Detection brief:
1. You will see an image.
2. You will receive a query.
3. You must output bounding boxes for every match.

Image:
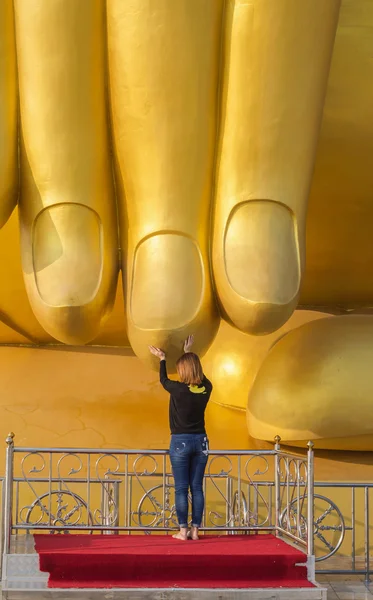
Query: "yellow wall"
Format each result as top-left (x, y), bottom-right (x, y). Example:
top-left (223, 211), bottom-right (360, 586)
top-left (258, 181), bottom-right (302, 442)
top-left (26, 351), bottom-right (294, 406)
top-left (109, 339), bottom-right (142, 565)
top-left (0, 344), bottom-right (250, 457)
top-left (1, 342), bottom-right (373, 484)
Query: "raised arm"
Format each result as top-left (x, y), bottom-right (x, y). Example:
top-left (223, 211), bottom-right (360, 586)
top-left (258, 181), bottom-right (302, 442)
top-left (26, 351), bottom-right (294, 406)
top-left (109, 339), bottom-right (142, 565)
top-left (159, 359), bottom-right (180, 393)
top-left (148, 344), bottom-right (180, 393)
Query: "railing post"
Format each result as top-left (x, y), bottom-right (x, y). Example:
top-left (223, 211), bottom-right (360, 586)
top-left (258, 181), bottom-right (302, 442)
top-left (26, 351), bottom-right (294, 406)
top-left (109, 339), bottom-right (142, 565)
top-left (227, 477), bottom-right (233, 530)
top-left (274, 435), bottom-right (281, 535)
top-left (0, 477), bottom-right (5, 576)
top-left (307, 441), bottom-right (315, 557)
top-left (3, 433), bottom-right (15, 555)
top-left (102, 475), bottom-right (119, 535)
top-left (364, 486), bottom-right (370, 583)
top-left (114, 481), bottom-right (120, 534)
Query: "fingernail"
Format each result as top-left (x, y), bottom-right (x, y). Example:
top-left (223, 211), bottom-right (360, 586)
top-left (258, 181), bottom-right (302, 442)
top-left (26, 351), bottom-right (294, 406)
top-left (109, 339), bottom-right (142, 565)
top-left (224, 200), bottom-right (300, 332)
top-left (130, 233), bottom-right (203, 329)
top-left (33, 203), bottom-right (102, 307)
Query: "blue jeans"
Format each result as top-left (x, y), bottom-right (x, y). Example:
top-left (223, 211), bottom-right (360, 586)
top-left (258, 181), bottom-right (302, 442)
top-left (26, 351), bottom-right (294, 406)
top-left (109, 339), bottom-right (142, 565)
top-left (169, 433), bottom-right (209, 528)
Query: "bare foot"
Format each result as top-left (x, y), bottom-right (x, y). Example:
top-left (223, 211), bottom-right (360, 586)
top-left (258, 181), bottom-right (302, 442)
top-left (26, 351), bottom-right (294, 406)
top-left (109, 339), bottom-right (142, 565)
top-left (173, 528), bottom-right (188, 541)
top-left (190, 526), bottom-right (199, 540)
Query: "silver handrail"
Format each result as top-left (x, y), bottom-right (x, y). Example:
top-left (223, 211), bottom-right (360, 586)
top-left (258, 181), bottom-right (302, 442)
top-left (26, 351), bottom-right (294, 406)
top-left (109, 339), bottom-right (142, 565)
top-left (1, 465), bottom-right (373, 579)
top-left (0, 433), bottom-right (314, 576)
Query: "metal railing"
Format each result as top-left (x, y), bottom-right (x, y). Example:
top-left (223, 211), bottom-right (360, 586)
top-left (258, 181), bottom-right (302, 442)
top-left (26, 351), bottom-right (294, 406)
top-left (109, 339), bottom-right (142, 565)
top-left (313, 483), bottom-right (373, 583)
top-left (0, 433), bottom-right (314, 563)
top-left (3, 435), bottom-right (373, 581)
top-left (224, 479), bottom-right (373, 583)
top-left (0, 475), bottom-right (3, 574)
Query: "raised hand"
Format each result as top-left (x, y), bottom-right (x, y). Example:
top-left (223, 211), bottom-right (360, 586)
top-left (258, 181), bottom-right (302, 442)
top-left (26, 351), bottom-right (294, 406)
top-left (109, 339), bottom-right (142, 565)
top-left (148, 346), bottom-right (166, 361)
top-left (183, 335), bottom-right (194, 354)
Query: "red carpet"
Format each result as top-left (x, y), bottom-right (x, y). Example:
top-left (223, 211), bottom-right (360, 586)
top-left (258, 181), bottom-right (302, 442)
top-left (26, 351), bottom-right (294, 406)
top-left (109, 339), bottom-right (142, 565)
top-left (34, 533), bottom-right (314, 589)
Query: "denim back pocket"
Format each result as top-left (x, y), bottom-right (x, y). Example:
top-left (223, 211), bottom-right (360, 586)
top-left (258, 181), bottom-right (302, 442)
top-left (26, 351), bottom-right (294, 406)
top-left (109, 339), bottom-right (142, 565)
top-left (170, 438), bottom-right (189, 454)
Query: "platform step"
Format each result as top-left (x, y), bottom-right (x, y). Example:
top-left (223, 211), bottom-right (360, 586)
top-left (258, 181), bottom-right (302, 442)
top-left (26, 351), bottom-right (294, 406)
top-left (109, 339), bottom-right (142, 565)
top-left (35, 534), bottom-right (312, 589)
top-left (2, 534), bottom-right (326, 598)
top-left (0, 586), bottom-right (328, 599)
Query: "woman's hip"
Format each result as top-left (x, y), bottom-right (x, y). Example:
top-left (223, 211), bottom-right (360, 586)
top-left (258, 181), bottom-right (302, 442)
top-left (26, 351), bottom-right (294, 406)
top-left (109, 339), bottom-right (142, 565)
top-left (170, 433), bottom-right (209, 456)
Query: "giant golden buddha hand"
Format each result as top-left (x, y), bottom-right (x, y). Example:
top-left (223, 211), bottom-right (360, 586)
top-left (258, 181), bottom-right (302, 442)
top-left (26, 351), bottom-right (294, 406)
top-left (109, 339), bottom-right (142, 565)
top-left (0, 0), bottom-right (341, 367)
top-left (1, 0), bottom-right (373, 451)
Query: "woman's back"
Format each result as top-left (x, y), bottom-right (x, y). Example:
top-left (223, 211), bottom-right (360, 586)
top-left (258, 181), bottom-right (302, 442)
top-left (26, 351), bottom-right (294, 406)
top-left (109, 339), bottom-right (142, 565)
top-left (160, 359), bottom-right (212, 434)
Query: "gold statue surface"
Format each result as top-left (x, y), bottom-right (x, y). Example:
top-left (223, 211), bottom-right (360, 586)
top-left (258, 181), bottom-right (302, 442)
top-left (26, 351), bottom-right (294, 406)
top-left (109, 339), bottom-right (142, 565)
top-left (1, 0), bottom-right (372, 450)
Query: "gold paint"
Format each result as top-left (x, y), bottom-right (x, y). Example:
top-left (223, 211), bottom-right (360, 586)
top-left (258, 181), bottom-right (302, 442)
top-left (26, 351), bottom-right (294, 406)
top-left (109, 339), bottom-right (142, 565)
top-left (14, 0), bottom-right (118, 344)
top-left (301, 0), bottom-right (373, 305)
top-left (33, 204), bottom-right (102, 307)
top-left (203, 311), bottom-right (327, 411)
top-left (107, 0), bottom-right (221, 368)
top-left (0, 0), bottom-right (17, 227)
top-left (0, 343), bottom-right (373, 482)
top-left (0, 209), bottom-right (126, 346)
top-left (248, 315), bottom-right (373, 450)
top-left (0, 209), bottom-right (53, 343)
top-left (224, 201), bottom-right (299, 310)
top-left (0, 320), bottom-right (29, 345)
top-left (0, 0), bottom-right (373, 455)
top-left (213, 0), bottom-right (341, 333)
top-left (91, 273), bottom-right (129, 347)
top-left (131, 234), bottom-right (203, 331)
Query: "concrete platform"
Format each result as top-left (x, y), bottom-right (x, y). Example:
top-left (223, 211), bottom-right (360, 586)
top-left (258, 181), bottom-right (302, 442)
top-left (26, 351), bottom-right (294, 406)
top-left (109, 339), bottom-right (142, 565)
top-left (1, 588), bottom-right (327, 600)
top-left (1, 535), bottom-right (327, 599)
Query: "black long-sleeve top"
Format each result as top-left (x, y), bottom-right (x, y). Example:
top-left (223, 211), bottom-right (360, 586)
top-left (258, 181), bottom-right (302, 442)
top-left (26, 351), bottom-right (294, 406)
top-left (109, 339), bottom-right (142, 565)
top-left (160, 359), bottom-right (212, 435)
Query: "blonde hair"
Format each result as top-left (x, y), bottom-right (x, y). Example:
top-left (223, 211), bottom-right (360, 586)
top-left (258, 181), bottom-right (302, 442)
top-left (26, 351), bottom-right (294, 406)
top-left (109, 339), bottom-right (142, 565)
top-left (176, 352), bottom-right (203, 385)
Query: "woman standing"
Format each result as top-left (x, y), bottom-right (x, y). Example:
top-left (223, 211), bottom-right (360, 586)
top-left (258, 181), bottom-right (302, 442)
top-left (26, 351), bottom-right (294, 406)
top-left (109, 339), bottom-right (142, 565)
top-left (149, 335), bottom-right (212, 540)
